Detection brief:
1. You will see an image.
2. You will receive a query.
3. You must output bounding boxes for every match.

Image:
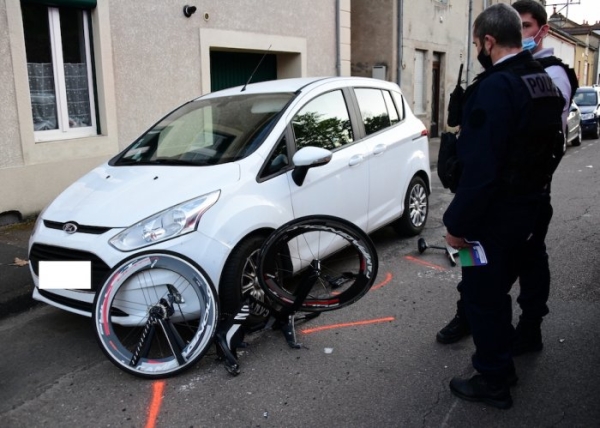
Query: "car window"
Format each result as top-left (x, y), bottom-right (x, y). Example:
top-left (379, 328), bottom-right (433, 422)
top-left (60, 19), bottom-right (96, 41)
top-left (291, 90), bottom-right (354, 151)
top-left (114, 93), bottom-right (294, 166)
top-left (382, 90), bottom-right (400, 125)
top-left (354, 88), bottom-right (392, 135)
top-left (262, 135), bottom-right (290, 178)
top-left (390, 91), bottom-right (406, 121)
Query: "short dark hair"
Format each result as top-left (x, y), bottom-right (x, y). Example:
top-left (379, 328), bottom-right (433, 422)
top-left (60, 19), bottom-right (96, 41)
top-left (512, 0), bottom-right (548, 26)
top-left (473, 3), bottom-right (522, 49)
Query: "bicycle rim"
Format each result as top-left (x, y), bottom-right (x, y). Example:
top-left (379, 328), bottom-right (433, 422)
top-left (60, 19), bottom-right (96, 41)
top-left (258, 216), bottom-right (378, 312)
top-left (93, 252), bottom-right (219, 378)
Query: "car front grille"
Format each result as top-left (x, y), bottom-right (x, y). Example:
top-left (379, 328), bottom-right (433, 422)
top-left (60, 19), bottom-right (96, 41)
top-left (43, 220), bottom-right (111, 235)
top-left (29, 243), bottom-right (111, 292)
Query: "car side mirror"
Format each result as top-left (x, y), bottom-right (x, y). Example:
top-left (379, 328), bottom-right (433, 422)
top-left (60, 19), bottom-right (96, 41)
top-left (291, 146), bottom-right (332, 186)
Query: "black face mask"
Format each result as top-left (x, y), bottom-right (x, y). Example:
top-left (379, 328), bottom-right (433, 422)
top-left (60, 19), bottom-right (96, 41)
top-left (477, 48), bottom-right (493, 70)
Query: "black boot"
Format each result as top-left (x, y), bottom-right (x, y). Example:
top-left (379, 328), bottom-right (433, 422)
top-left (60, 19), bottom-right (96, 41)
top-left (437, 311), bottom-right (470, 344)
top-left (450, 375), bottom-right (513, 409)
top-left (513, 317), bottom-right (543, 356)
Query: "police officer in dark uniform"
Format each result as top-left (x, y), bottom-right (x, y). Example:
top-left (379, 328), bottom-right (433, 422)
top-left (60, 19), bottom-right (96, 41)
top-left (443, 4), bottom-right (564, 409)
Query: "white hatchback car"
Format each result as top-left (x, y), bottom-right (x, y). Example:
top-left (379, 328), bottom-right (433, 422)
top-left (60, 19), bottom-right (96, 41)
top-left (29, 76), bottom-right (431, 322)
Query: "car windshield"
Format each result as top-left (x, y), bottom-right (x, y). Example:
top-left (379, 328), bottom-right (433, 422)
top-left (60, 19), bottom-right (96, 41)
top-left (574, 91), bottom-right (598, 107)
top-left (114, 92), bottom-right (294, 166)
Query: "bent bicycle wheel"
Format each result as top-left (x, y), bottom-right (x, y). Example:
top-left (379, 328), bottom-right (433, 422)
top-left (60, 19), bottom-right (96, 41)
top-left (257, 215), bottom-right (378, 312)
top-left (93, 252), bottom-right (219, 378)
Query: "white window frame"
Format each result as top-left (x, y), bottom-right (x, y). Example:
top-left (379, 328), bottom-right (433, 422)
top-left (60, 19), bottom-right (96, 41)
top-left (32, 7), bottom-right (97, 142)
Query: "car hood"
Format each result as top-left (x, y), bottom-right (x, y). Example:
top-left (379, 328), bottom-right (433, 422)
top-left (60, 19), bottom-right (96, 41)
top-left (578, 106), bottom-right (597, 114)
top-left (44, 163), bottom-right (240, 227)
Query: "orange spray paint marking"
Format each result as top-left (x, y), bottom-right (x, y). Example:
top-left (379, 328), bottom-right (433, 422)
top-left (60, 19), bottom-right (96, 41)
top-left (371, 272), bottom-right (393, 291)
top-left (145, 380), bottom-right (166, 428)
top-left (300, 316), bottom-right (395, 334)
top-left (404, 255), bottom-right (447, 271)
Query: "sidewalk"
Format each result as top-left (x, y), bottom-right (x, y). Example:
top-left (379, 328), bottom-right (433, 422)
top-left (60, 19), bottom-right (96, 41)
top-left (0, 137), bottom-right (441, 319)
top-left (0, 218), bottom-right (38, 319)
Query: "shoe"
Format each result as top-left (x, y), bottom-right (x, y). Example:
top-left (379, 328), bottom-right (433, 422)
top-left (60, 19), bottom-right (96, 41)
top-left (450, 375), bottom-right (513, 409)
top-left (513, 318), bottom-right (543, 356)
top-left (436, 314), bottom-right (470, 344)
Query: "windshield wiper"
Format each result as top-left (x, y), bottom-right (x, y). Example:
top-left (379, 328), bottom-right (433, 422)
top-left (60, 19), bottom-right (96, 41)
top-left (116, 158), bottom-right (200, 166)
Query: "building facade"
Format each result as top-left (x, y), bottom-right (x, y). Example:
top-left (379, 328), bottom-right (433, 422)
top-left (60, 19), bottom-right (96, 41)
top-left (1, 0), bottom-right (350, 219)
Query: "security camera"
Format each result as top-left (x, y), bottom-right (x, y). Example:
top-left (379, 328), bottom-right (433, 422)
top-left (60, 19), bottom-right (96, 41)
top-left (183, 5), bottom-right (197, 17)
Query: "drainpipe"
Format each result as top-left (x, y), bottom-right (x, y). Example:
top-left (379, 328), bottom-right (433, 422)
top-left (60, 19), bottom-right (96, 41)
top-left (336, 0), bottom-right (341, 76)
top-left (466, 0), bottom-right (473, 84)
top-left (397, 0), bottom-right (403, 85)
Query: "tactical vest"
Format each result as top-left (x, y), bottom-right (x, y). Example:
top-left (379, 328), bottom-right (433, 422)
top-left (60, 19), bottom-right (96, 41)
top-left (497, 57), bottom-right (565, 195)
top-left (536, 56), bottom-right (578, 104)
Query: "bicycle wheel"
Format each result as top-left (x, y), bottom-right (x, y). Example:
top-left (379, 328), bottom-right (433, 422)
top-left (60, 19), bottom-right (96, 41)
top-left (93, 252), bottom-right (219, 378)
top-left (257, 215), bottom-right (378, 312)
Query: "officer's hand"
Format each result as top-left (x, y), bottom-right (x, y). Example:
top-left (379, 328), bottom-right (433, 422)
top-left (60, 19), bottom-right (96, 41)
top-left (445, 231), bottom-right (468, 250)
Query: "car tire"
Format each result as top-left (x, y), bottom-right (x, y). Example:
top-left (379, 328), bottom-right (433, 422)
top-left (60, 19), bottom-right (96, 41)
top-left (593, 120), bottom-right (600, 139)
top-left (571, 123), bottom-right (582, 146)
top-left (219, 233), bottom-right (272, 328)
top-left (393, 175), bottom-right (429, 237)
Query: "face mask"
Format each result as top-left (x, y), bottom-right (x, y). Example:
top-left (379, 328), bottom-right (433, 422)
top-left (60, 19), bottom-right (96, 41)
top-left (522, 28), bottom-right (543, 51)
top-left (477, 48), bottom-right (493, 70)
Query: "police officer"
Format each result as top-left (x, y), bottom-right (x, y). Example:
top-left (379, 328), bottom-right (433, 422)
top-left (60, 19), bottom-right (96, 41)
top-left (510, 0), bottom-right (573, 356)
top-left (437, 0), bottom-right (573, 356)
top-left (443, 4), bottom-right (564, 409)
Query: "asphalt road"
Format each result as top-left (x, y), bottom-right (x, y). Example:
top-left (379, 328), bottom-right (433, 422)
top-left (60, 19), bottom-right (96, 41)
top-left (0, 137), bottom-right (599, 427)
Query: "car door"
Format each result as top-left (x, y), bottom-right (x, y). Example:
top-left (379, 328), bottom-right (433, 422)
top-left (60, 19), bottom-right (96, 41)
top-left (353, 88), bottom-right (418, 231)
top-left (286, 89), bottom-right (370, 231)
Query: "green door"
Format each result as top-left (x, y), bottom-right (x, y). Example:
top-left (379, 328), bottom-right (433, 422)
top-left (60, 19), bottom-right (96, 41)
top-left (210, 51), bottom-right (277, 92)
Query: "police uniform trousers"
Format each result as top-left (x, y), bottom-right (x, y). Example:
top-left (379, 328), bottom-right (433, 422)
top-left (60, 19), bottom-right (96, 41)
top-left (462, 195), bottom-right (543, 380)
top-left (517, 192), bottom-right (552, 321)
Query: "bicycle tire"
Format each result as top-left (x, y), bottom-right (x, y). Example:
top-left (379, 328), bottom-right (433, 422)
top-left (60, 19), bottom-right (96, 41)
top-left (257, 215), bottom-right (378, 312)
top-left (93, 251), bottom-right (219, 378)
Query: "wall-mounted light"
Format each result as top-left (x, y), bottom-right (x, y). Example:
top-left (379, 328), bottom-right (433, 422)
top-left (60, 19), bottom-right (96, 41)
top-left (183, 5), bottom-right (197, 18)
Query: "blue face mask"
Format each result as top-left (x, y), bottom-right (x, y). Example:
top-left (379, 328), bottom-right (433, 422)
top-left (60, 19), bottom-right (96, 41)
top-left (522, 36), bottom-right (537, 51)
top-left (522, 28), bottom-right (543, 51)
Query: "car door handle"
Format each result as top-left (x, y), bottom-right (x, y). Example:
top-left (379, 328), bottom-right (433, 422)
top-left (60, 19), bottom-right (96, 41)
top-left (372, 144), bottom-right (386, 156)
top-left (348, 154), bottom-right (365, 167)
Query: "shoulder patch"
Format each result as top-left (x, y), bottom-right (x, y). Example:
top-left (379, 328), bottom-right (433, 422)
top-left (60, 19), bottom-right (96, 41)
top-left (468, 108), bottom-right (486, 129)
top-left (521, 73), bottom-right (561, 99)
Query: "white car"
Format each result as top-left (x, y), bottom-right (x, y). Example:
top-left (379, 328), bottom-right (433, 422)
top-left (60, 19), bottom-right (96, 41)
top-left (29, 76), bottom-right (431, 322)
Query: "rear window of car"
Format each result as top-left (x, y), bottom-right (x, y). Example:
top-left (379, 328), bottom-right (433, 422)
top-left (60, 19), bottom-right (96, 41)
top-left (354, 88), bottom-right (401, 136)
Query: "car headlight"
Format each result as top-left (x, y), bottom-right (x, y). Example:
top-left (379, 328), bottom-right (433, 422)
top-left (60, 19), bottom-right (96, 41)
top-left (581, 113), bottom-right (596, 120)
top-left (109, 191), bottom-right (220, 251)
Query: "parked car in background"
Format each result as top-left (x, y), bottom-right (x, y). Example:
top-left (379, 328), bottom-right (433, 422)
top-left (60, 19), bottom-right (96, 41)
top-left (28, 76), bottom-right (431, 324)
top-left (573, 86), bottom-right (600, 139)
top-left (565, 101), bottom-right (582, 147)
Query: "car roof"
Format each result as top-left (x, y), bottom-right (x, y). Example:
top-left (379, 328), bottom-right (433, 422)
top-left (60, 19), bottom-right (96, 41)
top-left (197, 76), bottom-right (400, 99)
